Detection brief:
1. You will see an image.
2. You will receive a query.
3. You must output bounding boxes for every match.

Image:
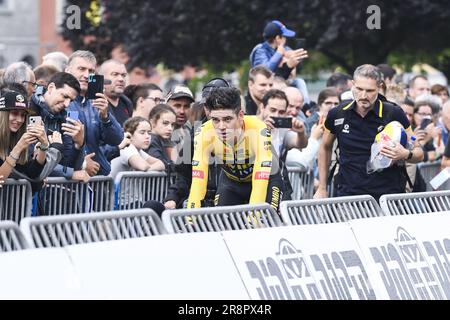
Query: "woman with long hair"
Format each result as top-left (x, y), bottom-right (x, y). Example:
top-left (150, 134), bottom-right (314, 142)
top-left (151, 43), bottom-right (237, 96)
top-left (0, 89), bottom-right (50, 184)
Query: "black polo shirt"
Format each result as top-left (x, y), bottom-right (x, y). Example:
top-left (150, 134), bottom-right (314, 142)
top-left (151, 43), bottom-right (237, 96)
top-left (325, 98), bottom-right (411, 200)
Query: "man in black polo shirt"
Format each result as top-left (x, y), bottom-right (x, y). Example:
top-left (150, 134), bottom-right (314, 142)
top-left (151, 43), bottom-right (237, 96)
top-left (315, 64), bottom-right (424, 201)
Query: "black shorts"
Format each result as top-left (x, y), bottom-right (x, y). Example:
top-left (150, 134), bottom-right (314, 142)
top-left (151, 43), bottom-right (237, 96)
top-left (214, 171), bottom-right (284, 211)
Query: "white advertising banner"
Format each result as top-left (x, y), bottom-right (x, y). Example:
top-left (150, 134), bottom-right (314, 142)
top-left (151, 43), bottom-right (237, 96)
top-left (222, 224), bottom-right (378, 300)
top-left (0, 248), bottom-right (80, 299)
top-left (65, 232), bottom-right (249, 299)
top-left (350, 212), bottom-right (450, 300)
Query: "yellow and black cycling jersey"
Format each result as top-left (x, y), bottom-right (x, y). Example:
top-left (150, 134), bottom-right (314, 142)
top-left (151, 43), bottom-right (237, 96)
top-left (187, 116), bottom-right (273, 208)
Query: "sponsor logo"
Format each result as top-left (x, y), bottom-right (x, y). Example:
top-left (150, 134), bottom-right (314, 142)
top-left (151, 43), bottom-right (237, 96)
top-left (334, 118), bottom-right (344, 126)
top-left (261, 161), bottom-right (272, 168)
top-left (255, 171), bottom-right (270, 180)
top-left (264, 141), bottom-right (271, 146)
top-left (16, 95), bottom-right (25, 103)
top-left (260, 128), bottom-right (271, 137)
top-left (342, 124), bottom-right (350, 134)
top-left (192, 170), bottom-right (204, 179)
top-left (191, 160), bottom-right (199, 166)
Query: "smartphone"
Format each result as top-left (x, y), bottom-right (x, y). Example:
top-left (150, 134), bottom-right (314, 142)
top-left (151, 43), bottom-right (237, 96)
top-left (66, 110), bottom-right (79, 122)
top-left (420, 117), bottom-right (432, 130)
top-left (28, 116), bottom-right (42, 126)
top-left (271, 117), bottom-right (292, 129)
top-left (295, 38), bottom-right (307, 50)
top-left (86, 74), bottom-right (104, 99)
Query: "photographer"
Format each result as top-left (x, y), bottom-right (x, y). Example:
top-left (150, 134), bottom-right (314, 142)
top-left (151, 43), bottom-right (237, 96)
top-left (258, 89), bottom-right (307, 200)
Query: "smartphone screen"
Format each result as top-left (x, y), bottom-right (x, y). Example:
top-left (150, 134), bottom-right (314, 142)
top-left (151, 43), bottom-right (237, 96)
top-left (67, 111), bottom-right (79, 122)
top-left (86, 74), bottom-right (104, 99)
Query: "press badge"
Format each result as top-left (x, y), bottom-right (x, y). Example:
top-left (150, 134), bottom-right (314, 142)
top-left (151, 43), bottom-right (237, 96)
top-left (334, 118), bottom-right (345, 126)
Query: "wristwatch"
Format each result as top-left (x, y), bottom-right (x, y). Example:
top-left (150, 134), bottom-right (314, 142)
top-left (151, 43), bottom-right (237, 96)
top-left (38, 143), bottom-right (49, 151)
top-left (406, 150), bottom-right (413, 160)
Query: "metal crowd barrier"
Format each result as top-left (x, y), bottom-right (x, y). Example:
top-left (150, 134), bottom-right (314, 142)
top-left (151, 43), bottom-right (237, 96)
top-left (162, 203), bottom-right (284, 233)
top-left (36, 176), bottom-right (114, 215)
top-left (115, 171), bottom-right (174, 210)
top-left (20, 209), bottom-right (166, 248)
top-left (0, 221), bottom-right (30, 252)
top-left (379, 190), bottom-right (450, 215)
top-left (279, 195), bottom-right (385, 225)
top-left (1, 179), bottom-right (32, 223)
top-left (287, 167), bottom-right (315, 200)
top-left (417, 161), bottom-right (441, 191)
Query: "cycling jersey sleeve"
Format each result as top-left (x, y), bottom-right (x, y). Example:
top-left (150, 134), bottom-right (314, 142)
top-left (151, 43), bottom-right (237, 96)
top-left (249, 125), bottom-right (273, 205)
top-left (187, 122), bottom-right (212, 208)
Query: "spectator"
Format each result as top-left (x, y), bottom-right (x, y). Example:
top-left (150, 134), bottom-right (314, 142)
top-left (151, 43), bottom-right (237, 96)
top-left (250, 20), bottom-right (309, 99)
top-left (29, 72), bottom-right (89, 182)
top-left (99, 59), bottom-right (132, 126)
top-left (272, 76), bottom-right (288, 90)
top-left (431, 84), bottom-right (449, 105)
top-left (377, 63), bottom-right (396, 86)
top-left (326, 72), bottom-right (353, 98)
top-left (124, 83), bottom-right (164, 119)
top-left (165, 84), bottom-right (195, 164)
top-left (400, 96), bottom-right (415, 125)
top-left (408, 75), bottom-right (431, 101)
top-left (42, 51), bottom-right (69, 72)
top-left (259, 89), bottom-right (307, 200)
top-left (110, 116), bottom-right (165, 182)
top-left (3, 62), bottom-right (36, 100)
top-left (438, 100), bottom-right (450, 146)
top-left (315, 64), bottom-right (423, 201)
top-left (147, 104), bottom-right (177, 170)
top-left (33, 65), bottom-right (59, 86)
top-left (245, 66), bottom-right (274, 115)
top-left (385, 84), bottom-right (407, 105)
top-left (413, 95), bottom-right (444, 162)
top-left (65, 50), bottom-right (124, 176)
top-left (0, 88), bottom-right (62, 191)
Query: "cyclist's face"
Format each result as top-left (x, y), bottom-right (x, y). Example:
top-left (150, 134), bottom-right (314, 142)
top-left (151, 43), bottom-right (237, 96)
top-left (210, 109), bottom-right (243, 142)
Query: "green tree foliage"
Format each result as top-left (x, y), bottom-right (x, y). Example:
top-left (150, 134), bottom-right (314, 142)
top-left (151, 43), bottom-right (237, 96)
top-left (61, 0), bottom-right (450, 77)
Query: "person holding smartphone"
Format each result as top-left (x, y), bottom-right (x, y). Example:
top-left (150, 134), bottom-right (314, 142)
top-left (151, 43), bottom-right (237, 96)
top-left (258, 89), bottom-right (307, 200)
top-left (29, 72), bottom-right (90, 182)
top-left (65, 50), bottom-right (124, 177)
top-left (412, 98), bottom-right (443, 163)
top-left (0, 89), bottom-right (49, 185)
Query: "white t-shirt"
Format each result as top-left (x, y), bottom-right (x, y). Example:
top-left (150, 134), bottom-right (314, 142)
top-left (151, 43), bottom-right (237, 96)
top-left (110, 144), bottom-right (151, 183)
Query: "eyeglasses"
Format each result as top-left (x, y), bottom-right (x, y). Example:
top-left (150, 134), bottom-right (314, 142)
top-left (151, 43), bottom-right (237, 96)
top-left (22, 81), bottom-right (38, 90)
top-left (146, 97), bottom-right (164, 104)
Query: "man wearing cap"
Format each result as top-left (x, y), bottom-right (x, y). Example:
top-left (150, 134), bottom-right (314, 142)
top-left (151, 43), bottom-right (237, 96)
top-left (0, 86), bottom-right (64, 191)
top-left (250, 20), bottom-right (308, 81)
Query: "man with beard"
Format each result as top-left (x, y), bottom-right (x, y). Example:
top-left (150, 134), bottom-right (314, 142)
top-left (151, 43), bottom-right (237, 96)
top-left (314, 64), bottom-right (424, 201)
top-left (99, 59), bottom-right (132, 126)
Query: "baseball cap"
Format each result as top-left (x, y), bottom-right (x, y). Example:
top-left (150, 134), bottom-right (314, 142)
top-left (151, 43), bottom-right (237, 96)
top-left (200, 78), bottom-right (231, 104)
top-left (263, 20), bottom-right (296, 39)
top-left (0, 91), bottom-right (29, 113)
top-left (166, 85), bottom-right (194, 103)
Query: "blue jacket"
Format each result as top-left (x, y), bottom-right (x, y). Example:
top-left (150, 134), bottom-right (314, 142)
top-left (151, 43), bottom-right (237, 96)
top-left (68, 96), bottom-right (124, 176)
top-left (30, 93), bottom-right (84, 179)
top-left (249, 41), bottom-right (283, 71)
